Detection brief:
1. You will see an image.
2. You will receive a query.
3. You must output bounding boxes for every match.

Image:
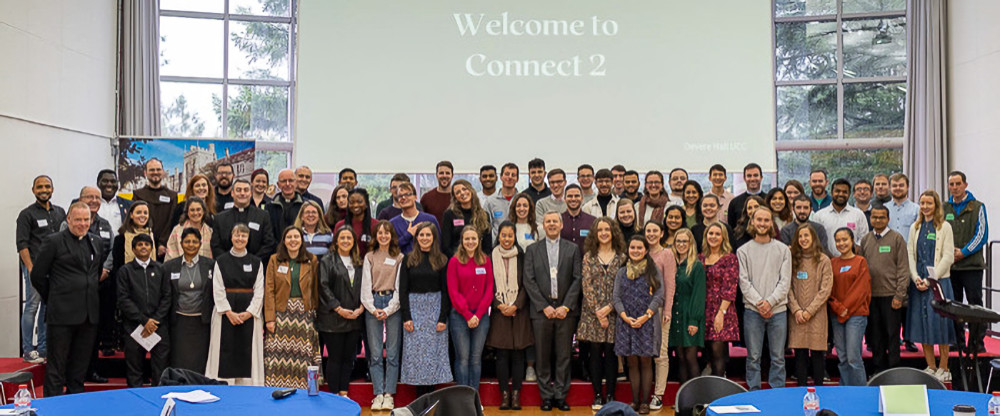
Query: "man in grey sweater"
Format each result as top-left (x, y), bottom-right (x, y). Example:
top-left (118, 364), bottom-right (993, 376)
top-left (737, 206), bottom-right (792, 391)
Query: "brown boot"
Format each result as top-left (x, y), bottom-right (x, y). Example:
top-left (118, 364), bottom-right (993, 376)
top-left (499, 390), bottom-right (511, 410)
top-left (511, 390), bottom-right (522, 410)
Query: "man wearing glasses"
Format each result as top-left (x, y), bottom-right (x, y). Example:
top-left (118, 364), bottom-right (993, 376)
top-left (389, 182), bottom-right (440, 254)
top-left (577, 164), bottom-right (596, 204)
top-left (582, 169), bottom-right (620, 219)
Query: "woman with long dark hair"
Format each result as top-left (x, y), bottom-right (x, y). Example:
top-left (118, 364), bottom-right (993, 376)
top-left (766, 188), bottom-right (793, 230)
top-left (829, 227), bottom-right (871, 386)
top-left (316, 226), bottom-right (365, 396)
top-left (614, 235), bottom-right (665, 414)
top-left (324, 185), bottom-right (350, 228)
top-left (787, 224), bottom-right (832, 386)
top-left (733, 195), bottom-right (765, 251)
top-left (335, 188), bottom-right (378, 257)
top-left (681, 180), bottom-right (704, 228)
top-left (644, 220), bottom-right (677, 411)
top-left (166, 196), bottom-right (213, 261)
top-left (360, 221), bottom-right (405, 410)
top-left (508, 193), bottom-right (539, 248)
top-left (486, 221), bottom-right (533, 410)
top-left (165, 227), bottom-right (215, 374)
top-left (441, 179), bottom-right (492, 256)
top-left (447, 226), bottom-right (494, 389)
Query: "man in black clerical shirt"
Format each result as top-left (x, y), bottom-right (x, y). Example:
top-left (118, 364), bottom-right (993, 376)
top-left (212, 179), bottom-right (275, 260)
top-left (117, 233), bottom-right (171, 387)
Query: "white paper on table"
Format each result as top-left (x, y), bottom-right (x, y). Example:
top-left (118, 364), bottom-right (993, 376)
top-left (160, 397), bottom-right (176, 416)
top-left (161, 389), bottom-right (220, 403)
top-left (708, 404), bottom-right (761, 414)
top-left (130, 325), bottom-right (161, 351)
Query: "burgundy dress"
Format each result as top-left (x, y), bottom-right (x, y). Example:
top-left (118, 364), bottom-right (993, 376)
top-left (700, 253), bottom-right (739, 341)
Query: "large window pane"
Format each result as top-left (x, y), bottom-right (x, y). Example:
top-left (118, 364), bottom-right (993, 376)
top-left (776, 84), bottom-right (837, 141)
top-left (775, 0), bottom-right (837, 18)
top-left (160, 82), bottom-right (223, 138)
top-left (843, 17), bottom-right (906, 78)
top-left (778, 148), bottom-right (903, 185)
top-left (255, 150), bottom-right (290, 183)
top-left (161, 0), bottom-right (224, 13)
top-left (226, 85), bottom-right (289, 141)
top-left (775, 21), bottom-right (838, 81)
top-left (160, 17), bottom-right (224, 78)
top-left (843, 0), bottom-right (906, 14)
top-left (228, 21), bottom-right (290, 80)
top-left (230, 0), bottom-right (291, 17)
top-left (844, 82), bottom-right (906, 139)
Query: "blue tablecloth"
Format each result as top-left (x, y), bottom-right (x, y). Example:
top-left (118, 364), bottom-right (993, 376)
top-left (708, 386), bottom-right (990, 415)
top-left (0, 385), bottom-right (361, 416)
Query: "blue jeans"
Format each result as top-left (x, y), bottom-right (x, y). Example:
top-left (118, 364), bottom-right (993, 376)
top-left (365, 293), bottom-right (403, 395)
top-left (744, 309), bottom-right (786, 390)
top-left (449, 309), bottom-right (490, 389)
top-left (21, 263), bottom-right (46, 356)
top-left (831, 315), bottom-right (868, 386)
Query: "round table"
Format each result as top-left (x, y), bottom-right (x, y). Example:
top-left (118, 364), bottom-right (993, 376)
top-left (708, 386), bottom-right (991, 415)
top-left (0, 385), bottom-right (361, 416)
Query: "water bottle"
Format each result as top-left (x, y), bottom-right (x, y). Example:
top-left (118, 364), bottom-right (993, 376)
top-left (988, 391), bottom-right (1000, 414)
top-left (13, 384), bottom-right (31, 415)
top-left (803, 387), bottom-right (820, 416)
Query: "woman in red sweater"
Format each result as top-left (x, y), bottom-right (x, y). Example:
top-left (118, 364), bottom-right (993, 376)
top-left (829, 227), bottom-right (871, 386)
top-left (447, 226), bottom-right (494, 389)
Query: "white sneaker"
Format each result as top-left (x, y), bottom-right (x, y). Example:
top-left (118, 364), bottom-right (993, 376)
top-left (371, 394), bottom-right (384, 410)
top-left (525, 366), bottom-right (537, 382)
top-left (649, 395), bottom-right (663, 410)
top-left (923, 366), bottom-right (937, 375)
top-left (382, 394), bottom-right (394, 410)
top-left (935, 368), bottom-right (952, 382)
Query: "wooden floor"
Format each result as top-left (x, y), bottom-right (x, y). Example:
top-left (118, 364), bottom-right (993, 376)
top-left (359, 405), bottom-right (676, 415)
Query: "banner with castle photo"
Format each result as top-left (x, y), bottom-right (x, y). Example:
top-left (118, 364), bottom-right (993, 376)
top-left (117, 138), bottom-right (256, 195)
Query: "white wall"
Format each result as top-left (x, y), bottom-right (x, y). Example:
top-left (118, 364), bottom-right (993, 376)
top-left (0, 0), bottom-right (117, 356)
top-left (946, 0), bottom-right (1000, 322)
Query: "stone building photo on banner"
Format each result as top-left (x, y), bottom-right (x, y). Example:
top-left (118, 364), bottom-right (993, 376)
top-left (117, 138), bottom-right (256, 195)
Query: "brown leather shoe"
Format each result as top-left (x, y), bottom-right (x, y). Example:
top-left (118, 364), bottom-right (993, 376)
top-left (639, 403), bottom-right (651, 414)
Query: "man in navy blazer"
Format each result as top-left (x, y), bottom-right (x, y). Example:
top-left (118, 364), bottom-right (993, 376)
top-left (522, 210), bottom-right (582, 412)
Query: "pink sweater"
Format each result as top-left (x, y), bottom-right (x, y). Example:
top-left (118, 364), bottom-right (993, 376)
top-left (447, 256), bottom-right (495, 320)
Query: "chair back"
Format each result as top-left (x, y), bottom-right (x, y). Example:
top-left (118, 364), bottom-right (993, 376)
top-left (866, 367), bottom-right (947, 390)
top-left (674, 375), bottom-right (748, 416)
top-left (393, 385), bottom-right (482, 416)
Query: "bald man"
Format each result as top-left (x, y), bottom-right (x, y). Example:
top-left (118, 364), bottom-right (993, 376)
top-left (295, 165), bottom-right (324, 209)
top-left (265, 169), bottom-right (304, 242)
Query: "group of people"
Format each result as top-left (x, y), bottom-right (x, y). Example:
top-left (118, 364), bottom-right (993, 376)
top-left (19, 158), bottom-right (988, 414)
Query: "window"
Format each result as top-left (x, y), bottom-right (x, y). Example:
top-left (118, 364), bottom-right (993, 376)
top-left (773, 0), bottom-right (906, 185)
top-left (159, 0), bottom-right (295, 176)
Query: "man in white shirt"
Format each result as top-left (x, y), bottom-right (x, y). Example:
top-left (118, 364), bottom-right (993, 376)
top-left (812, 178), bottom-right (870, 254)
top-left (582, 169), bottom-right (619, 219)
top-left (535, 169), bottom-right (568, 224)
top-left (484, 163), bottom-right (520, 237)
top-left (477, 165), bottom-right (498, 204)
top-left (96, 169), bottom-right (130, 236)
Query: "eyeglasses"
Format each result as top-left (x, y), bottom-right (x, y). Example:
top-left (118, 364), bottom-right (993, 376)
top-left (397, 193), bottom-right (414, 198)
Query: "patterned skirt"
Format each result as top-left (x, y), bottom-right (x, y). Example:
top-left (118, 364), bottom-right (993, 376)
top-left (264, 298), bottom-right (322, 388)
top-left (401, 292), bottom-right (453, 386)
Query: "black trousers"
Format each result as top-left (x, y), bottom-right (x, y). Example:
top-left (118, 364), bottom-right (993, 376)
top-left (45, 322), bottom-right (98, 397)
top-left (868, 296), bottom-right (902, 373)
top-left (588, 342), bottom-right (617, 398)
top-left (123, 324), bottom-right (171, 387)
top-left (532, 317), bottom-right (577, 401)
top-left (951, 269), bottom-right (986, 348)
top-left (496, 348), bottom-right (526, 392)
top-left (322, 330), bottom-right (360, 393)
top-left (793, 348), bottom-right (825, 386)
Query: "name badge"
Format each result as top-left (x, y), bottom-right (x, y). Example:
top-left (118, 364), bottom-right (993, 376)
top-left (493, 211), bottom-right (503, 219)
top-left (839, 265), bottom-right (852, 273)
top-left (879, 245), bottom-right (891, 253)
top-left (277, 265), bottom-right (289, 274)
top-left (224, 202), bottom-right (234, 209)
top-left (36, 219), bottom-right (48, 227)
top-left (475, 267), bottom-right (487, 275)
top-left (158, 195), bottom-right (171, 203)
top-left (927, 233), bottom-right (936, 241)
top-left (847, 222), bottom-right (856, 230)
top-left (100, 231), bottom-right (111, 239)
top-left (453, 219), bottom-right (465, 227)
top-left (580, 229), bottom-right (589, 237)
top-left (550, 267), bottom-right (558, 279)
top-left (796, 271), bottom-right (808, 280)
top-left (384, 258), bottom-right (397, 266)
top-left (243, 264), bottom-right (253, 272)
top-left (945, 213), bottom-right (955, 221)
top-left (248, 222), bottom-right (260, 231)
top-left (360, 234), bottom-right (371, 243)
top-left (171, 273), bottom-right (180, 280)
top-left (525, 233), bottom-right (534, 240)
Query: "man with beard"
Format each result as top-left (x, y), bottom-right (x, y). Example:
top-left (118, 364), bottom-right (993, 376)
top-left (611, 165), bottom-right (626, 196)
top-left (577, 164), bottom-right (596, 203)
top-left (525, 158), bottom-right (551, 202)
top-left (213, 179), bottom-right (276, 260)
top-left (419, 161), bottom-right (454, 223)
top-left (295, 165), bottom-right (324, 208)
top-left (478, 164), bottom-right (498, 203)
top-left (812, 178), bottom-right (869, 254)
top-left (535, 169), bottom-right (569, 224)
top-left (808, 169), bottom-right (831, 211)
top-left (871, 174), bottom-right (892, 209)
top-left (560, 185), bottom-right (595, 250)
top-left (727, 163), bottom-right (765, 226)
top-left (737, 207), bottom-right (791, 391)
top-left (16, 175), bottom-right (66, 364)
top-left (886, 173), bottom-right (918, 240)
top-left (96, 169), bottom-right (131, 237)
top-left (620, 170), bottom-right (643, 203)
top-left (582, 169), bottom-right (620, 219)
top-left (132, 159), bottom-right (178, 260)
top-left (945, 171), bottom-right (990, 354)
top-left (265, 169), bottom-right (304, 242)
top-left (668, 168), bottom-right (688, 200)
top-left (214, 163), bottom-right (236, 212)
top-left (483, 163), bottom-right (520, 236)
top-left (779, 195), bottom-right (830, 255)
top-left (339, 167), bottom-right (358, 190)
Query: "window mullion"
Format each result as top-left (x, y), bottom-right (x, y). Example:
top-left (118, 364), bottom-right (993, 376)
top-left (222, 0), bottom-right (230, 138)
top-left (836, 0), bottom-right (845, 141)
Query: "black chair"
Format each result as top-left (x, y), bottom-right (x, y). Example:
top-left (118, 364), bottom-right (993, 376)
top-left (674, 375), bottom-right (748, 416)
top-left (159, 367), bottom-right (229, 386)
top-left (866, 367), bottom-right (947, 390)
top-left (390, 385), bottom-right (482, 416)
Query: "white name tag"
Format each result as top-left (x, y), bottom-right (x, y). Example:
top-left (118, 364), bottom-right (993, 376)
top-left (550, 267), bottom-right (558, 279)
top-left (243, 264), bottom-right (253, 272)
top-left (248, 222), bottom-right (260, 231)
top-left (170, 273), bottom-right (180, 280)
top-left (36, 219), bottom-right (48, 227)
top-left (100, 231), bottom-right (111, 239)
top-left (277, 265), bottom-right (289, 273)
top-left (224, 202), bottom-right (234, 209)
top-left (158, 195), bottom-right (171, 203)
top-left (384, 258), bottom-right (397, 266)
top-left (360, 234), bottom-right (371, 243)
top-left (475, 267), bottom-right (487, 275)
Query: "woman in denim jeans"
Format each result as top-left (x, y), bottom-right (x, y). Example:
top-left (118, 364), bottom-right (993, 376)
top-left (828, 227), bottom-right (871, 386)
top-left (446, 226), bottom-right (494, 389)
top-left (360, 221), bottom-right (404, 411)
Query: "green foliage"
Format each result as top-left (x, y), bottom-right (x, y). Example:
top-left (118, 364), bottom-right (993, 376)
top-left (117, 138), bottom-right (153, 187)
top-left (161, 95), bottom-right (205, 137)
top-left (778, 149), bottom-right (903, 186)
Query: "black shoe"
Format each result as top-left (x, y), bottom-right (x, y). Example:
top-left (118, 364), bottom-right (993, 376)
top-left (975, 343), bottom-right (987, 354)
top-left (592, 393), bottom-right (605, 410)
top-left (100, 349), bottom-right (115, 357)
top-left (905, 341), bottom-right (918, 352)
top-left (511, 390), bottom-right (522, 410)
top-left (499, 390), bottom-right (511, 410)
top-left (541, 399), bottom-right (553, 411)
top-left (86, 372), bottom-right (108, 383)
top-left (557, 400), bottom-right (571, 411)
